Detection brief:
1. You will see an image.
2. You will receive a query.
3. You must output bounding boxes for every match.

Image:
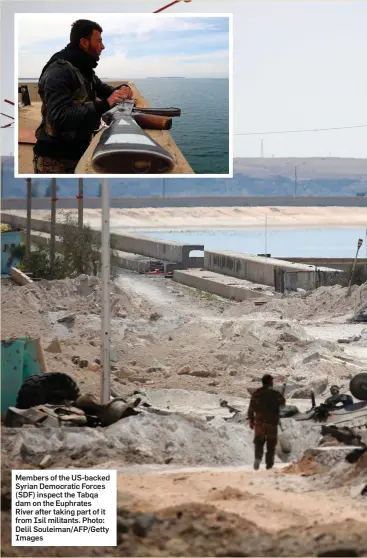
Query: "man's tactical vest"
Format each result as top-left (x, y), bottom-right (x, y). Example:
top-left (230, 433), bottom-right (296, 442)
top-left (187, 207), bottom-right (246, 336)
top-left (38, 59), bottom-right (97, 141)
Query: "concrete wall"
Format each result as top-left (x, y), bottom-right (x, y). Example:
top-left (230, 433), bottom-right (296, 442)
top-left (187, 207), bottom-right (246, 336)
top-left (204, 250), bottom-right (342, 290)
top-left (4, 196), bottom-right (367, 210)
top-left (0, 212), bottom-right (203, 268)
top-left (280, 257), bottom-right (367, 272)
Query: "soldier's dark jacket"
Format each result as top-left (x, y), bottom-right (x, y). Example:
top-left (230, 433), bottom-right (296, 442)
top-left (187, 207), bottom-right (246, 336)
top-left (33, 43), bottom-right (128, 161)
top-left (247, 386), bottom-right (285, 426)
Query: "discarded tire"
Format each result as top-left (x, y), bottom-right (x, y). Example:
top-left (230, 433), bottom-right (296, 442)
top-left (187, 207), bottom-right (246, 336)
top-left (16, 373), bottom-right (80, 409)
top-left (350, 373), bottom-right (367, 401)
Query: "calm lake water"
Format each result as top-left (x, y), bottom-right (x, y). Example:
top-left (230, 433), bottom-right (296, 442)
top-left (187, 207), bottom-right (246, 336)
top-left (131, 227), bottom-right (367, 258)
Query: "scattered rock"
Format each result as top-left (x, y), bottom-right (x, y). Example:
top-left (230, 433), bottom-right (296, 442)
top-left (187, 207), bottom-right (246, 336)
top-left (39, 454), bottom-right (53, 469)
top-left (110, 346), bottom-right (118, 363)
top-left (290, 377), bottom-right (328, 398)
top-left (45, 339), bottom-right (62, 354)
top-left (190, 370), bottom-right (217, 378)
top-left (147, 366), bottom-right (163, 373)
top-left (71, 355), bottom-right (80, 365)
top-left (132, 514), bottom-right (159, 537)
top-left (229, 370), bottom-right (237, 377)
top-left (94, 358), bottom-right (101, 365)
top-left (279, 332), bottom-right (300, 342)
top-left (118, 367), bottom-right (130, 379)
top-left (57, 314), bottom-right (75, 324)
top-left (177, 365), bottom-right (191, 375)
top-left (79, 360), bottom-right (89, 369)
top-left (89, 340), bottom-right (96, 346)
top-left (88, 363), bottom-right (100, 372)
top-left (302, 352), bottom-right (321, 365)
top-left (149, 312), bottom-right (162, 321)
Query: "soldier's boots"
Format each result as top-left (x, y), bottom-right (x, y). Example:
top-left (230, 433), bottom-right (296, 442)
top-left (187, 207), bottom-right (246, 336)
top-left (254, 458), bottom-right (261, 470)
top-left (266, 453), bottom-right (275, 470)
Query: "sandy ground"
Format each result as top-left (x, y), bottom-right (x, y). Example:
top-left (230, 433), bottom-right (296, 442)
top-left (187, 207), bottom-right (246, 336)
top-left (114, 467), bottom-right (367, 532)
top-left (7, 206), bottom-right (367, 230)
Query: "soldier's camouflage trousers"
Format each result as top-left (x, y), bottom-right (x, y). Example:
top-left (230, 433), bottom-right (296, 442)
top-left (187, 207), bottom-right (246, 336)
top-left (33, 155), bottom-right (78, 174)
top-left (254, 422), bottom-right (278, 469)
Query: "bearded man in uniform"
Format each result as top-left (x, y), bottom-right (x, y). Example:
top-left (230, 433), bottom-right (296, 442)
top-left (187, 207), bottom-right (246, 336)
top-left (33, 19), bottom-right (133, 174)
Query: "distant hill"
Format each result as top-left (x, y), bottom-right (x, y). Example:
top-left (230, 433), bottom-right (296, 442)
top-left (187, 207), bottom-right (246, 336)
top-left (2, 156), bottom-right (367, 198)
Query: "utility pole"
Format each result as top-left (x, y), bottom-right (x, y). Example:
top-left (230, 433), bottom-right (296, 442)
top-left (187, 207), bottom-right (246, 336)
top-left (100, 178), bottom-right (111, 404)
top-left (50, 178), bottom-right (57, 274)
top-left (25, 178), bottom-right (32, 261)
top-left (77, 178), bottom-right (83, 233)
top-left (347, 238), bottom-right (363, 297)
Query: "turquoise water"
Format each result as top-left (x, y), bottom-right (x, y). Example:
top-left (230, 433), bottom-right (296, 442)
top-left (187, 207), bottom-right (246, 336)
top-left (133, 228), bottom-right (367, 258)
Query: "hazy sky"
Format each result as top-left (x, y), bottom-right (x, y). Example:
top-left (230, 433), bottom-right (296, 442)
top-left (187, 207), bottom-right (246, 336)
top-left (1, 0), bottom-right (367, 159)
top-left (16, 14), bottom-right (229, 79)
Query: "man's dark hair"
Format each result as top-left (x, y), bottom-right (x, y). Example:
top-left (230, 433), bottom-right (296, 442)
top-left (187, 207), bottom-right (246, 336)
top-left (70, 19), bottom-right (103, 45)
top-left (262, 374), bottom-right (273, 386)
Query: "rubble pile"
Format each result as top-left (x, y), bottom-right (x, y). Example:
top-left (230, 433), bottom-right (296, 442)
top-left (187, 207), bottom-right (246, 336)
top-left (283, 423), bottom-right (367, 497)
top-left (229, 282), bottom-right (367, 321)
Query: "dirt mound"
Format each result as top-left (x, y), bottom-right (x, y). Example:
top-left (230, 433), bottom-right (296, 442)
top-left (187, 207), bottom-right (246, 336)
top-left (207, 486), bottom-right (252, 501)
top-left (229, 283), bottom-right (367, 321)
top-left (323, 450), bottom-right (367, 491)
top-left (282, 455), bottom-right (325, 476)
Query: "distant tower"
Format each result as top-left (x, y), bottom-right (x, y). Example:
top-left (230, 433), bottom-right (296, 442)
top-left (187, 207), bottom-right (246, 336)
top-left (261, 139), bottom-right (264, 158)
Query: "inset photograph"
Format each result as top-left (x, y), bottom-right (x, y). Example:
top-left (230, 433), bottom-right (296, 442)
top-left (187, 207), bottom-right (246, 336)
top-left (15, 13), bottom-right (232, 177)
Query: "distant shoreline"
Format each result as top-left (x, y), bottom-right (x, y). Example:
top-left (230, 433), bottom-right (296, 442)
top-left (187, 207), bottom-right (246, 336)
top-left (18, 77), bottom-right (228, 81)
top-left (10, 207), bottom-right (367, 231)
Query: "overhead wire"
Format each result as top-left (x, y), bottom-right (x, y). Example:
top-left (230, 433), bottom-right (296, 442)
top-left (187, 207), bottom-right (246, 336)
top-left (235, 124), bottom-right (367, 136)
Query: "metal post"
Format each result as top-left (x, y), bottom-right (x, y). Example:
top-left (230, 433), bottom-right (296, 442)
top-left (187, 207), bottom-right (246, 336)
top-left (25, 178), bottom-right (32, 261)
top-left (100, 178), bottom-right (111, 404)
top-left (78, 178), bottom-right (83, 233)
top-left (347, 238), bottom-right (363, 297)
top-left (50, 178), bottom-right (57, 273)
top-left (265, 213), bottom-right (268, 257)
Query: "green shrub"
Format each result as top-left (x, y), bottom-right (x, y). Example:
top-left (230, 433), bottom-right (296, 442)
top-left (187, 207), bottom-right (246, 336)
top-left (25, 212), bottom-right (120, 280)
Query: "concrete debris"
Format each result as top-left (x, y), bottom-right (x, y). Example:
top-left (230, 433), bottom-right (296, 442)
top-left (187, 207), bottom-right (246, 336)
top-left (177, 365), bottom-right (191, 375)
top-left (301, 351), bottom-right (321, 365)
top-left (321, 425), bottom-right (365, 447)
top-left (149, 312), bottom-right (162, 321)
top-left (39, 454), bottom-right (53, 468)
top-left (289, 377), bottom-right (328, 399)
top-left (57, 314), bottom-right (76, 324)
top-left (45, 338), bottom-right (62, 353)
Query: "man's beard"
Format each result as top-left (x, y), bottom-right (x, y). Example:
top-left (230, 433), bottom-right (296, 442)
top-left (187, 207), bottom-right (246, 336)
top-left (87, 46), bottom-right (100, 62)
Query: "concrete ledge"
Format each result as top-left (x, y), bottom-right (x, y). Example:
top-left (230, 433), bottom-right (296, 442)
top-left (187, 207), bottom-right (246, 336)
top-left (11, 267), bottom-right (33, 285)
top-left (29, 231), bottom-right (177, 274)
top-left (280, 257), bottom-right (367, 273)
top-left (1, 212), bottom-right (203, 268)
top-left (173, 269), bottom-right (271, 302)
top-left (204, 250), bottom-right (342, 290)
